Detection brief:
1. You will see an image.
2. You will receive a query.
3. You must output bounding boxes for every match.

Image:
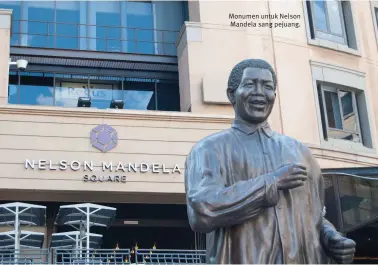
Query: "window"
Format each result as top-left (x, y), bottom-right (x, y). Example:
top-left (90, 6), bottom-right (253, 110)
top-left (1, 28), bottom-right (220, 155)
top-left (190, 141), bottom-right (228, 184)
top-left (8, 71), bottom-right (180, 112)
top-left (311, 62), bottom-right (374, 152)
top-left (0, 0), bottom-right (187, 56)
top-left (317, 84), bottom-right (361, 143)
top-left (305, 0), bottom-right (358, 51)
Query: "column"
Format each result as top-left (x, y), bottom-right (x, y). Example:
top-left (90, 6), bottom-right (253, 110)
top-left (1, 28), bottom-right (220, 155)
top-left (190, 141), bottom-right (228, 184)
top-left (120, 1), bottom-right (127, 52)
top-left (0, 9), bottom-right (12, 105)
top-left (79, 1), bottom-right (87, 50)
top-left (20, 1), bottom-right (28, 46)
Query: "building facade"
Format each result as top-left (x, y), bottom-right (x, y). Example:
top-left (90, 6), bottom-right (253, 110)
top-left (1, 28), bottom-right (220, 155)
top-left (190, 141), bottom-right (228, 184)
top-left (0, 0), bottom-right (378, 262)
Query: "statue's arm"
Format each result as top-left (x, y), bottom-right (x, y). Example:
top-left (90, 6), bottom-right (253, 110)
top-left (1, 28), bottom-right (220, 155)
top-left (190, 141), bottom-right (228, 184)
top-left (184, 145), bottom-right (279, 233)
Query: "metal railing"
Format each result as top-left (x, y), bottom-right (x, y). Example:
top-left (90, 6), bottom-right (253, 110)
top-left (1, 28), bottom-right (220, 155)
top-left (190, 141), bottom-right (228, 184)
top-left (135, 249), bottom-right (206, 264)
top-left (11, 19), bottom-right (180, 56)
top-left (0, 249), bottom-right (50, 264)
top-left (53, 249), bottom-right (131, 264)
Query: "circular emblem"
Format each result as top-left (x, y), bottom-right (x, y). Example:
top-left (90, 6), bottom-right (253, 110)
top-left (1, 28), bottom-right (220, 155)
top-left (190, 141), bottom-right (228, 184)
top-left (90, 124), bottom-right (118, 152)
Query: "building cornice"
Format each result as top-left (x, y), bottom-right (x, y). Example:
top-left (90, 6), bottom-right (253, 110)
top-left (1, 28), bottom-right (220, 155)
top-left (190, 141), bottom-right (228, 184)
top-left (0, 105), bottom-right (234, 124)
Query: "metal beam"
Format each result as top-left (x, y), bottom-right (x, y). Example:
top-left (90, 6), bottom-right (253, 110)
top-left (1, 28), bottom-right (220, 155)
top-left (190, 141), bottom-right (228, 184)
top-left (25, 65), bottom-right (178, 81)
top-left (10, 47), bottom-right (178, 64)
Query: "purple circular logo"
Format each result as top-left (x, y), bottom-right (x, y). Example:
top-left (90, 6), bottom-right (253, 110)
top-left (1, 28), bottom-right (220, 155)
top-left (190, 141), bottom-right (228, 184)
top-left (90, 124), bottom-right (118, 152)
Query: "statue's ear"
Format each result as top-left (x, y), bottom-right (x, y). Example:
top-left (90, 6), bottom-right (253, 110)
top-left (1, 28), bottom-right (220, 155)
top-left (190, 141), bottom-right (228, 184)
top-left (227, 88), bottom-right (235, 105)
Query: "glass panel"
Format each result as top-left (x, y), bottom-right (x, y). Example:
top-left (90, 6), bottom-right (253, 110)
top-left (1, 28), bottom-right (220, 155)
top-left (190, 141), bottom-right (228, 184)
top-left (18, 72), bottom-right (54, 106)
top-left (55, 73), bottom-right (89, 108)
top-left (88, 1), bottom-right (121, 52)
top-left (56, 1), bottom-right (80, 49)
top-left (337, 175), bottom-right (378, 232)
top-left (127, 2), bottom-right (153, 54)
top-left (157, 80), bottom-right (180, 111)
top-left (324, 175), bottom-right (340, 230)
top-left (0, 1), bottom-right (21, 45)
top-left (326, 0), bottom-right (343, 35)
top-left (88, 75), bottom-right (123, 109)
top-left (313, 0), bottom-right (328, 32)
top-left (23, 1), bottom-right (54, 48)
top-left (324, 90), bottom-right (342, 129)
top-left (8, 72), bottom-right (19, 104)
top-left (340, 91), bottom-right (358, 132)
top-left (328, 130), bottom-right (360, 143)
top-left (124, 78), bottom-right (155, 110)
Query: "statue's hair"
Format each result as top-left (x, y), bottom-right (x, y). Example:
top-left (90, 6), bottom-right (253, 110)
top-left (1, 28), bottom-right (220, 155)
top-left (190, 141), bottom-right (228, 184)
top-left (227, 59), bottom-right (277, 92)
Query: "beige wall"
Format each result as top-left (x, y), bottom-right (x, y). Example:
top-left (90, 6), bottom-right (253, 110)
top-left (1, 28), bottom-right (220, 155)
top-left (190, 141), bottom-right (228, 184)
top-left (177, 0), bottom-right (378, 166)
top-left (0, 9), bottom-right (11, 105)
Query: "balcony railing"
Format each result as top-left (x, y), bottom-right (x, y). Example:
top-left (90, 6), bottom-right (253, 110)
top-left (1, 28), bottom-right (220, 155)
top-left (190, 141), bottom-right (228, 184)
top-left (135, 249), bottom-right (206, 264)
top-left (0, 248), bottom-right (206, 264)
top-left (53, 249), bottom-right (131, 264)
top-left (0, 249), bottom-right (50, 264)
top-left (11, 19), bottom-right (179, 56)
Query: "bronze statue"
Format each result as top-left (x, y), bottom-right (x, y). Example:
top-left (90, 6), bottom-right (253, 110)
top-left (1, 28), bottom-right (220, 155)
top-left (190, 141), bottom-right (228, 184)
top-left (184, 59), bottom-right (356, 264)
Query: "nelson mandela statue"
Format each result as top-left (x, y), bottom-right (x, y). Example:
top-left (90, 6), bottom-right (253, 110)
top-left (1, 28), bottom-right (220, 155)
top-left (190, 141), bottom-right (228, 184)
top-left (184, 59), bottom-right (356, 264)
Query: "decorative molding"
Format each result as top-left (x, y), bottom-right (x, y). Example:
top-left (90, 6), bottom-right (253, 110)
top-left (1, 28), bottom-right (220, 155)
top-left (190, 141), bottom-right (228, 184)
top-left (310, 60), bottom-right (365, 77)
top-left (0, 105), bottom-right (234, 124)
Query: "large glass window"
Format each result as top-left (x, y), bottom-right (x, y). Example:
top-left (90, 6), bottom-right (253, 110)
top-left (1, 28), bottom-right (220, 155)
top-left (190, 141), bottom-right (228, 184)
top-left (55, 1), bottom-right (80, 50)
top-left (124, 78), bottom-right (156, 110)
top-left (310, 0), bottom-right (346, 44)
top-left (8, 71), bottom-right (180, 112)
top-left (0, 0), bottom-right (188, 55)
top-left (318, 84), bottom-right (361, 143)
top-left (306, 0), bottom-right (357, 50)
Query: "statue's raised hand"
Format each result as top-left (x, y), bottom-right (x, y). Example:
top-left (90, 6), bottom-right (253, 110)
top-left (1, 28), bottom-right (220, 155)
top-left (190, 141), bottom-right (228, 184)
top-left (274, 163), bottom-right (307, 190)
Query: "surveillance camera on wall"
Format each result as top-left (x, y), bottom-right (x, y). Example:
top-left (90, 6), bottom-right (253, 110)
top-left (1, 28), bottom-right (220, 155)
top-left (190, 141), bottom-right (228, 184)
top-left (9, 58), bottom-right (29, 71)
top-left (16, 59), bottom-right (28, 71)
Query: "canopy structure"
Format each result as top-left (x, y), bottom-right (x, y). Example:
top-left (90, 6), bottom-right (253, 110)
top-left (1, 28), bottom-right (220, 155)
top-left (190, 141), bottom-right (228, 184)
top-left (55, 203), bottom-right (116, 261)
top-left (0, 230), bottom-right (44, 249)
top-left (50, 231), bottom-right (102, 249)
top-left (0, 202), bottom-right (46, 227)
top-left (0, 202), bottom-right (46, 250)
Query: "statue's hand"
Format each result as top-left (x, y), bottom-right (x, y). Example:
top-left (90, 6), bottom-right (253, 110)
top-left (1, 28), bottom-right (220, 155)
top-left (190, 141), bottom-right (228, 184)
top-left (327, 233), bottom-right (356, 264)
top-left (274, 163), bottom-right (307, 190)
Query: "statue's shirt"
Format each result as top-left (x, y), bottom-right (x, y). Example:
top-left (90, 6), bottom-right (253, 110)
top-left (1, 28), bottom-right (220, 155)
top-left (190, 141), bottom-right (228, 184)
top-left (185, 120), bottom-right (332, 264)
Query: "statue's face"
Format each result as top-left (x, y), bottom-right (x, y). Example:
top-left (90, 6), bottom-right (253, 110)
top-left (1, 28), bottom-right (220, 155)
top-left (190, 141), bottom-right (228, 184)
top-left (232, 67), bottom-right (275, 124)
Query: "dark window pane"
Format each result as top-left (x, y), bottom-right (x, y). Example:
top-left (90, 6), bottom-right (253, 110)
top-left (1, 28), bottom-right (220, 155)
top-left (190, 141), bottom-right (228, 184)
top-left (340, 90), bottom-right (358, 133)
top-left (8, 72), bottom-right (19, 104)
top-left (124, 79), bottom-right (155, 110)
top-left (157, 80), bottom-right (180, 111)
top-left (324, 90), bottom-right (342, 129)
top-left (18, 72), bottom-right (54, 106)
top-left (313, 0), bottom-right (327, 32)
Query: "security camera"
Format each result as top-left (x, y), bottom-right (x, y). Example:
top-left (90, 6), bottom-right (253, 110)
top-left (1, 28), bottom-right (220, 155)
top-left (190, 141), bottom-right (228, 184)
top-left (16, 59), bottom-right (28, 71)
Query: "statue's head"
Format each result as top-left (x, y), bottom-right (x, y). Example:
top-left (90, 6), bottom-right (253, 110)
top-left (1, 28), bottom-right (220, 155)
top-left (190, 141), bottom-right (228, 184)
top-left (227, 59), bottom-right (277, 124)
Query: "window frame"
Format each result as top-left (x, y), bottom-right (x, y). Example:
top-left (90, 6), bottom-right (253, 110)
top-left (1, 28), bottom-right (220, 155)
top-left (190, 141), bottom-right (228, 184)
top-left (310, 61), bottom-right (374, 154)
top-left (303, 0), bottom-right (360, 56)
top-left (318, 84), bottom-right (362, 143)
top-left (310, 0), bottom-right (348, 45)
top-left (370, 1), bottom-right (378, 48)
